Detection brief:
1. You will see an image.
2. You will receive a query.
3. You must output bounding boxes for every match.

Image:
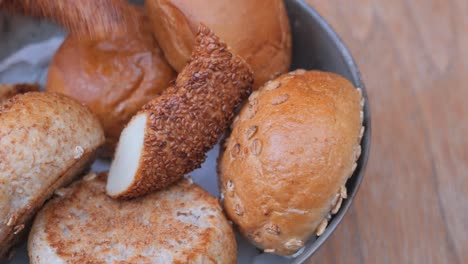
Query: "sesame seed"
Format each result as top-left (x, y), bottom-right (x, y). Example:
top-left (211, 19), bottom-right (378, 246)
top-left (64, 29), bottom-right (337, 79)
top-left (271, 94), bottom-right (289, 105)
top-left (13, 224), bottom-right (24, 235)
top-left (316, 219), bottom-right (328, 236)
top-left (245, 125), bottom-right (258, 139)
top-left (285, 239), bottom-right (304, 250)
top-left (251, 139), bottom-right (263, 156)
top-left (234, 203), bottom-right (244, 216)
top-left (340, 185), bottom-right (348, 199)
top-left (331, 197), bottom-right (343, 214)
top-left (74, 146), bottom-right (84, 159)
top-left (83, 173), bottom-right (97, 182)
top-left (265, 80), bottom-right (281, 91)
top-left (265, 223), bottom-right (281, 235)
top-left (289, 69), bottom-right (307, 75)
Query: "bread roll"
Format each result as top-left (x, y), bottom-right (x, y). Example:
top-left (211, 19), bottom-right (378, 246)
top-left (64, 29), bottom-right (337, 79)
top-left (146, 0), bottom-right (291, 88)
top-left (29, 174), bottom-right (237, 264)
top-left (0, 92), bottom-right (104, 261)
top-left (218, 70), bottom-right (364, 255)
top-left (47, 7), bottom-right (176, 157)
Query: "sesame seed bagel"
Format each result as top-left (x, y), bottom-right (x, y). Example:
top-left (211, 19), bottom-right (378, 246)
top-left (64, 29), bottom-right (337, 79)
top-left (28, 173), bottom-right (237, 264)
top-left (218, 70), bottom-right (364, 256)
top-left (107, 25), bottom-right (253, 199)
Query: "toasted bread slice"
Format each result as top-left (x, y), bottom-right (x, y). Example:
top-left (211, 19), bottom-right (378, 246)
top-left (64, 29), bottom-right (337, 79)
top-left (29, 173), bottom-right (237, 264)
top-left (0, 92), bottom-right (104, 261)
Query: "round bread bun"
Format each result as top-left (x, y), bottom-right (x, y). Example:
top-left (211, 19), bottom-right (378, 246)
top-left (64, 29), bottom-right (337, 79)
top-left (0, 92), bottom-right (104, 261)
top-left (46, 6), bottom-right (176, 158)
top-left (28, 173), bottom-right (237, 264)
top-left (145, 0), bottom-right (291, 88)
top-left (218, 70), bottom-right (364, 256)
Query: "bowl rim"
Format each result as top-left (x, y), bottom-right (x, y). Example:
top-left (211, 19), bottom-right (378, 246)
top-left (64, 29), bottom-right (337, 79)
top-left (289, 0), bottom-right (372, 263)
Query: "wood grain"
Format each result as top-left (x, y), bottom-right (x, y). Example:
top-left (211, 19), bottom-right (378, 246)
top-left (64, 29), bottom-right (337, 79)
top-left (305, 0), bottom-right (468, 263)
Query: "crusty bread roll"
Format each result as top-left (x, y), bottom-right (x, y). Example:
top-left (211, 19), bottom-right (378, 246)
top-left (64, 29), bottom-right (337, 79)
top-left (0, 83), bottom-right (39, 107)
top-left (146, 0), bottom-right (291, 88)
top-left (46, 7), bottom-right (176, 158)
top-left (0, 92), bottom-right (104, 261)
top-left (218, 70), bottom-right (364, 255)
top-left (29, 173), bottom-right (237, 264)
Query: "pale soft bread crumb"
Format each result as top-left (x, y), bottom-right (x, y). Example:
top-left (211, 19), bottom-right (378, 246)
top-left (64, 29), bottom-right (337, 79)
top-left (107, 113), bottom-right (147, 197)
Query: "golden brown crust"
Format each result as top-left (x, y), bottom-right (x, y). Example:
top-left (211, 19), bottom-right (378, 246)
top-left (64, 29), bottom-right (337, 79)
top-left (0, 0), bottom-right (137, 39)
top-left (29, 174), bottom-right (237, 264)
top-left (0, 92), bottom-right (104, 260)
top-left (114, 25), bottom-right (254, 199)
top-left (219, 70), bottom-right (363, 255)
top-left (0, 83), bottom-right (40, 107)
top-left (46, 7), bottom-right (176, 158)
top-left (146, 0), bottom-right (195, 71)
top-left (146, 0), bottom-right (292, 88)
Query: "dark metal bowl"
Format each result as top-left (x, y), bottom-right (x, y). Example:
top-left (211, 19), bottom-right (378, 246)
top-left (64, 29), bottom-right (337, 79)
top-left (285, 0), bottom-right (371, 262)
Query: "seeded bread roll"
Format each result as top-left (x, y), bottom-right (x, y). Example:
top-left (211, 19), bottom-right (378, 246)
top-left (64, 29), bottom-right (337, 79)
top-left (146, 0), bottom-right (291, 88)
top-left (0, 92), bottom-right (104, 261)
top-left (46, 7), bottom-right (176, 157)
top-left (219, 70), bottom-right (364, 256)
top-left (29, 173), bottom-right (237, 264)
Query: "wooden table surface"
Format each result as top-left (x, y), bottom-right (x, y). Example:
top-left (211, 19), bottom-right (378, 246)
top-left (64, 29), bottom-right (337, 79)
top-left (304, 0), bottom-right (467, 263)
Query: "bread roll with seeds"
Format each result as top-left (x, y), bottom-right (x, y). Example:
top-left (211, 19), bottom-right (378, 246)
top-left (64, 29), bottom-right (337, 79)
top-left (29, 173), bottom-right (237, 264)
top-left (0, 83), bottom-right (40, 106)
top-left (0, 92), bottom-right (104, 261)
top-left (47, 6), bottom-right (176, 157)
top-left (219, 70), bottom-right (364, 256)
top-left (107, 25), bottom-right (253, 199)
top-left (146, 0), bottom-right (291, 88)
